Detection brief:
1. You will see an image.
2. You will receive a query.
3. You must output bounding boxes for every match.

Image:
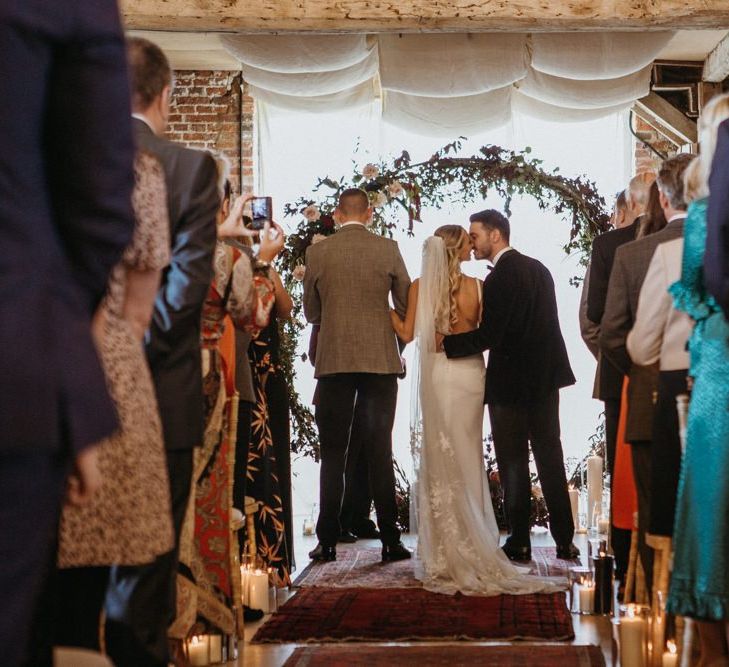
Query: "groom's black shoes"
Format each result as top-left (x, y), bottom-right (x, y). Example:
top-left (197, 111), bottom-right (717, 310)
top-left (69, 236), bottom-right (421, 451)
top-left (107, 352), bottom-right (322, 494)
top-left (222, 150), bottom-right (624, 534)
top-left (309, 543), bottom-right (337, 562)
top-left (382, 541), bottom-right (412, 562)
top-left (556, 542), bottom-right (580, 560)
top-left (501, 542), bottom-right (532, 562)
top-left (338, 531), bottom-right (358, 543)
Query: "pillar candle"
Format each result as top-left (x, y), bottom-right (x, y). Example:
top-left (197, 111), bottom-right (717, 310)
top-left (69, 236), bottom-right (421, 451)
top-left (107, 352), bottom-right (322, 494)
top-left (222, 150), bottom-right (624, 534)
top-left (208, 635), bottom-right (222, 663)
top-left (188, 636), bottom-right (209, 666)
top-left (587, 455), bottom-right (603, 528)
top-left (661, 640), bottom-right (678, 667)
top-left (248, 569), bottom-right (270, 613)
top-left (240, 565), bottom-right (250, 605)
top-left (619, 608), bottom-right (647, 667)
top-left (569, 487), bottom-right (579, 530)
top-left (578, 583), bottom-right (595, 613)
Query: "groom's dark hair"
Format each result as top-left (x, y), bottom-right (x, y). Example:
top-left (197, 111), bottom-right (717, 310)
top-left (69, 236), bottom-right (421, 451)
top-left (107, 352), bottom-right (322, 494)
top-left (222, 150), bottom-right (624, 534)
top-left (470, 209), bottom-right (510, 242)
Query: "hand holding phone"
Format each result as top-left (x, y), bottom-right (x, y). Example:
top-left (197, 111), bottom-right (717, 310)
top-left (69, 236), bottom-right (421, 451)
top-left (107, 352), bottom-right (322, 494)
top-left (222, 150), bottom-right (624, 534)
top-left (250, 196), bottom-right (273, 231)
top-left (258, 221), bottom-right (286, 263)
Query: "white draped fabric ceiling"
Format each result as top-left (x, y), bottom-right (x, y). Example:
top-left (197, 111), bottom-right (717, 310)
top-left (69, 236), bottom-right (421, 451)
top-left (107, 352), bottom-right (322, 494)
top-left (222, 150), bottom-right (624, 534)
top-left (221, 32), bottom-right (673, 134)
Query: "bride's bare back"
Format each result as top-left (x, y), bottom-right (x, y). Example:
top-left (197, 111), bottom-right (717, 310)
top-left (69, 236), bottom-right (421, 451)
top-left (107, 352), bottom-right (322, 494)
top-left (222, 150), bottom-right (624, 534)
top-left (390, 275), bottom-right (482, 343)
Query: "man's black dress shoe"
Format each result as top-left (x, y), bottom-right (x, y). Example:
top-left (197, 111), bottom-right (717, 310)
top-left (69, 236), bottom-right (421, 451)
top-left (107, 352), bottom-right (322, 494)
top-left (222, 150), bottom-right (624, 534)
top-left (309, 543), bottom-right (336, 561)
top-left (243, 606), bottom-right (265, 622)
top-left (555, 542), bottom-right (580, 560)
top-left (352, 525), bottom-right (381, 540)
top-left (501, 543), bottom-right (532, 562)
top-left (382, 541), bottom-right (412, 562)
top-left (338, 531), bottom-right (358, 543)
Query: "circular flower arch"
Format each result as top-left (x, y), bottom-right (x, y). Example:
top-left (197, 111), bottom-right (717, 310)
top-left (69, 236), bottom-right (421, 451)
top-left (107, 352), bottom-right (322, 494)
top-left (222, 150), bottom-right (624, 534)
top-left (277, 139), bottom-right (611, 460)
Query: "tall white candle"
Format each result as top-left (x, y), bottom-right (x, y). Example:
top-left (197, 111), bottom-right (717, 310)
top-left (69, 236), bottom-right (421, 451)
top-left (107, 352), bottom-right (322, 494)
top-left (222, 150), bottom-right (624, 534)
top-left (587, 456), bottom-right (603, 528)
top-left (248, 569), bottom-right (270, 613)
top-left (240, 565), bottom-right (250, 605)
top-left (188, 636), bottom-right (209, 666)
top-left (619, 612), bottom-right (647, 667)
top-left (578, 583), bottom-right (595, 613)
top-left (662, 640), bottom-right (678, 667)
top-left (569, 487), bottom-right (579, 529)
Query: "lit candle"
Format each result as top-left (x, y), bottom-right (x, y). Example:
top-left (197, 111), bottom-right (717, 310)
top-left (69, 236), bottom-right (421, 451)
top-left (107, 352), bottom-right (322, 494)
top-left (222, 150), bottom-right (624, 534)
top-left (248, 569), bottom-right (270, 613)
top-left (661, 640), bottom-right (678, 667)
top-left (302, 517), bottom-right (314, 536)
top-left (619, 606), bottom-right (647, 667)
top-left (578, 581), bottom-right (595, 613)
top-left (240, 565), bottom-right (250, 605)
top-left (587, 455), bottom-right (603, 528)
top-left (569, 487), bottom-right (579, 530)
top-left (188, 635), bottom-right (209, 666)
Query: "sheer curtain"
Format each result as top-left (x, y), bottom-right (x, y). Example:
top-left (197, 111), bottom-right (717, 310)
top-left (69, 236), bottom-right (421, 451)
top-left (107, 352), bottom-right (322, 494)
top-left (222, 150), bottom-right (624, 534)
top-left (257, 101), bottom-right (631, 527)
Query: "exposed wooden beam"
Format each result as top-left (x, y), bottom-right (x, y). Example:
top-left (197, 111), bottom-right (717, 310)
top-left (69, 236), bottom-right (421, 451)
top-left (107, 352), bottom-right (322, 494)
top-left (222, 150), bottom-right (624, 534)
top-left (633, 92), bottom-right (697, 146)
top-left (121, 1), bottom-right (729, 33)
top-left (703, 33), bottom-right (729, 82)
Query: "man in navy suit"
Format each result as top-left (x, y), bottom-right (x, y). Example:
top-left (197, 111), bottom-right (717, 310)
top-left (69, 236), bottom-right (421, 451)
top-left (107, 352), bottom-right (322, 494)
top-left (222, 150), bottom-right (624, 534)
top-left (706, 119), bottom-right (729, 315)
top-left (103, 38), bottom-right (220, 667)
top-left (0, 2), bottom-right (135, 665)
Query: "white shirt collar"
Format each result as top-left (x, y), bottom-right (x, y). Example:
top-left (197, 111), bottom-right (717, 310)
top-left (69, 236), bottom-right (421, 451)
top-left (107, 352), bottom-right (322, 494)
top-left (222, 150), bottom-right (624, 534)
top-left (132, 113), bottom-right (156, 134)
top-left (492, 246), bottom-right (514, 266)
top-left (339, 221), bottom-right (367, 228)
top-left (667, 212), bottom-right (687, 223)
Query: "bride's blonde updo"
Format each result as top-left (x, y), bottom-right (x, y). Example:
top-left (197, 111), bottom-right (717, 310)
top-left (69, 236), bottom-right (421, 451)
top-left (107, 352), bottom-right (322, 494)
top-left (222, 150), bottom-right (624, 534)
top-left (434, 224), bottom-right (468, 331)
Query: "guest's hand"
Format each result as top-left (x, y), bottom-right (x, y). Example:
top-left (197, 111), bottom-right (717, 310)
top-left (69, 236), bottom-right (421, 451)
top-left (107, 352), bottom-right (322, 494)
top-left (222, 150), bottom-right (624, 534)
top-left (66, 446), bottom-right (102, 506)
top-left (218, 195), bottom-right (259, 239)
top-left (258, 221), bottom-right (286, 263)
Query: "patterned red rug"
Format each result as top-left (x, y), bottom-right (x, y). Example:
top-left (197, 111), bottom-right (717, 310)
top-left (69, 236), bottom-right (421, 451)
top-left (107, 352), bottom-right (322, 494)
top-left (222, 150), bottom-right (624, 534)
top-left (252, 587), bottom-right (574, 643)
top-left (283, 644), bottom-right (606, 666)
top-left (292, 546), bottom-right (577, 588)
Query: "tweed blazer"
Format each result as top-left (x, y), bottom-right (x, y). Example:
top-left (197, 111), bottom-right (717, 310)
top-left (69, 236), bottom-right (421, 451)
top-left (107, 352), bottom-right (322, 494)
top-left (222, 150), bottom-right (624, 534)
top-left (303, 224), bottom-right (410, 377)
top-left (600, 217), bottom-right (685, 442)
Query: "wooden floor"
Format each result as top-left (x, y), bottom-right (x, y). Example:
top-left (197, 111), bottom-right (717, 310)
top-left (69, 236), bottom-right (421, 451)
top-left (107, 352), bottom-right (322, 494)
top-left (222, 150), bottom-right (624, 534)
top-left (234, 531), bottom-right (615, 666)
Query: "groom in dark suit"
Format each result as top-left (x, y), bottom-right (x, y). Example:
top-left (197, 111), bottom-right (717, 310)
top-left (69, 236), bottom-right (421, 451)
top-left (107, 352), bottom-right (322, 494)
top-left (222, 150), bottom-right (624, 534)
top-left (442, 210), bottom-right (578, 562)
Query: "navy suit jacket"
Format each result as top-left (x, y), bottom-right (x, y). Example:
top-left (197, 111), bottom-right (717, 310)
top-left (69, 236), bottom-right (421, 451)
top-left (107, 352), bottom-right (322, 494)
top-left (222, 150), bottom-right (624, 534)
top-left (443, 250), bottom-right (575, 405)
top-left (134, 120), bottom-right (220, 451)
top-left (0, 1), bottom-right (135, 454)
top-left (706, 119), bottom-right (729, 315)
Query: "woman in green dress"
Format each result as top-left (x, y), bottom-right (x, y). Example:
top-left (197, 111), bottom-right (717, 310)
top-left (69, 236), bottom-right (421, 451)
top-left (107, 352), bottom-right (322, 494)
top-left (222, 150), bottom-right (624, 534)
top-left (667, 92), bottom-right (729, 662)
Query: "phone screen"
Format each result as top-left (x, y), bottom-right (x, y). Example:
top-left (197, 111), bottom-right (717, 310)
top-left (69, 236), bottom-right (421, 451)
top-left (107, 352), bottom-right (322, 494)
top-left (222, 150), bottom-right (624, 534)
top-left (251, 197), bottom-right (272, 221)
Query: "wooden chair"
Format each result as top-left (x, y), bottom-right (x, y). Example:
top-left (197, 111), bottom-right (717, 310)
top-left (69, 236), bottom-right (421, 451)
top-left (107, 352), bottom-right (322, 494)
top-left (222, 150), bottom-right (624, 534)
top-left (624, 511), bottom-right (648, 604)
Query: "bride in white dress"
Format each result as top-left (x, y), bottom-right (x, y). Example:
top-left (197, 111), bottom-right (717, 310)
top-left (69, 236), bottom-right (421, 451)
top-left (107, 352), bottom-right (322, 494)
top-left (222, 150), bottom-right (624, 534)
top-left (391, 225), bottom-right (562, 596)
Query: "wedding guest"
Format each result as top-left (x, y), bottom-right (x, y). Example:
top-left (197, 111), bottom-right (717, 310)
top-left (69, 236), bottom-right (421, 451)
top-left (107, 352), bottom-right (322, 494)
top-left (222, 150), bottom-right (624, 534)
top-left (667, 93), bottom-right (729, 663)
top-left (104, 38), bottom-right (220, 667)
top-left (169, 160), bottom-right (280, 646)
top-left (600, 154), bottom-right (694, 593)
top-left (636, 181), bottom-right (668, 239)
top-left (247, 247), bottom-right (295, 583)
top-left (626, 174), bottom-right (696, 540)
top-left (0, 3), bottom-right (134, 664)
top-left (54, 152), bottom-right (174, 651)
top-left (303, 188), bottom-right (412, 563)
top-left (705, 118), bottom-right (729, 315)
top-left (585, 178), bottom-right (651, 580)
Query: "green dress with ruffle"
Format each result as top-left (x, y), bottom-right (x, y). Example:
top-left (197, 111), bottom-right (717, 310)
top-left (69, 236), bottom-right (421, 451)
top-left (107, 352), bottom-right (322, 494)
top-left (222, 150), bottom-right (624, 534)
top-left (666, 198), bottom-right (729, 620)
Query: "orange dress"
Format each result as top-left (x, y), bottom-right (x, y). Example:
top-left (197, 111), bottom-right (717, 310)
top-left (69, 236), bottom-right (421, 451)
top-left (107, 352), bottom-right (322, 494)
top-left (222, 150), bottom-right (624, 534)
top-left (612, 378), bottom-right (638, 530)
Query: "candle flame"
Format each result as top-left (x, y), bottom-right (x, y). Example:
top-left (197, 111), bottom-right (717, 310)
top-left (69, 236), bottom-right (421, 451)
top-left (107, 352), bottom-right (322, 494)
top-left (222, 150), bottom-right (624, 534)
top-left (667, 640), bottom-right (677, 655)
top-left (191, 636), bottom-right (201, 645)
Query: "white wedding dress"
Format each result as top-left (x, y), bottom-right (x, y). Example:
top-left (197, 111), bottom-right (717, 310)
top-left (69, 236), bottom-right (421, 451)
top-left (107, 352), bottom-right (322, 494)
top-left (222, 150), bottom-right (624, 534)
top-left (412, 237), bottom-right (562, 596)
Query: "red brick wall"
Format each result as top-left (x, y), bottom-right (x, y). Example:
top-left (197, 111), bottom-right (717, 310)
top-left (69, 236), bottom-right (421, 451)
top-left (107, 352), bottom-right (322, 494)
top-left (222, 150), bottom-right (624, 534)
top-left (634, 118), bottom-right (679, 175)
top-left (166, 71), bottom-right (255, 195)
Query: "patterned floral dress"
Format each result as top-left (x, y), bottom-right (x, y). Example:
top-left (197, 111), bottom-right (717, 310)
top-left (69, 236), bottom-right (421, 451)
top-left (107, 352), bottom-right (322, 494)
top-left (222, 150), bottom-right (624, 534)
top-left (667, 198), bottom-right (729, 621)
top-left (247, 312), bottom-right (293, 585)
top-left (171, 241), bottom-right (274, 638)
top-left (58, 153), bottom-right (174, 567)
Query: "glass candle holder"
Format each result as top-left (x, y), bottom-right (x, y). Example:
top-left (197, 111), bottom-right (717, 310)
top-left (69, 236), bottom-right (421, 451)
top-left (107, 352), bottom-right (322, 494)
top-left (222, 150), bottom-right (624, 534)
top-left (568, 566), bottom-right (594, 614)
top-left (614, 604), bottom-right (650, 667)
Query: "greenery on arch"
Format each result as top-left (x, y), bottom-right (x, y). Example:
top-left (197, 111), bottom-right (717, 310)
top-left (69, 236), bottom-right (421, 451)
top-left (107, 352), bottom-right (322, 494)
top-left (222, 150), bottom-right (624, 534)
top-left (277, 139), bottom-right (612, 461)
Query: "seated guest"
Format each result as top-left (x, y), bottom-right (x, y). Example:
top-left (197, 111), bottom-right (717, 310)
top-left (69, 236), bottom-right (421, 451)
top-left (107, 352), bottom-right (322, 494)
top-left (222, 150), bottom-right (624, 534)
top-left (666, 93), bottom-right (729, 665)
top-left (600, 154), bottom-right (694, 593)
top-left (169, 158), bottom-right (280, 643)
top-left (54, 152), bottom-right (174, 651)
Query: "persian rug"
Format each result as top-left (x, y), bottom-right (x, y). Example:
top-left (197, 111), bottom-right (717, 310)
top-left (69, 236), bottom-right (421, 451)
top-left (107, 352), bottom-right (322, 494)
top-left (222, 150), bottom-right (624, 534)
top-left (252, 588), bottom-right (574, 643)
top-left (283, 644), bottom-right (606, 666)
top-left (292, 546), bottom-right (577, 589)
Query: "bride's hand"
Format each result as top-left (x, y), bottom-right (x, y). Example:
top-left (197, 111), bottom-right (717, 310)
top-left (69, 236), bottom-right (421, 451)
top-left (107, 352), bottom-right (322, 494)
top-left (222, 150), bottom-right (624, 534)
top-left (435, 332), bottom-right (445, 352)
top-left (389, 308), bottom-right (402, 332)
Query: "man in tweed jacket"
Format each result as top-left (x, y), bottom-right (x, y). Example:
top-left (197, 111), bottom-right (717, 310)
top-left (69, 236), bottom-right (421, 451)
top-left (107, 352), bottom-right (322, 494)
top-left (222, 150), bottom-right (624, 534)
top-left (600, 153), bottom-right (693, 592)
top-left (303, 188), bottom-right (412, 562)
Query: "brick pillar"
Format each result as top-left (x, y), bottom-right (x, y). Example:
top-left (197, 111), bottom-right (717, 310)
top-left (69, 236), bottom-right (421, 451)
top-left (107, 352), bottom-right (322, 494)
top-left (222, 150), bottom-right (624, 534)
top-left (166, 71), bottom-right (255, 195)
top-left (634, 118), bottom-right (678, 174)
